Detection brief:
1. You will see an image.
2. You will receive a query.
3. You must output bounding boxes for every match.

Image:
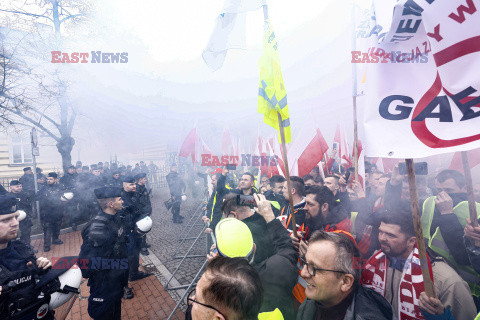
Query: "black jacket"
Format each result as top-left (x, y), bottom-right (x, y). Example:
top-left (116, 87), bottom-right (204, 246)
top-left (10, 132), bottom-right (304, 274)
top-left (136, 184), bottom-right (152, 216)
top-left (296, 286), bottom-right (393, 320)
top-left (0, 241), bottom-right (52, 319)
top-left (59, 173), bottom-right (77, 191)
top-left (79, 211), bottom-right (128, 301)
top-left (121, 190), bottom-right (143, 232)
top-left (36, 184), bottom-right (63, 221)
top-left (166, 171), bottom-right (185, 197)
top-left (253, 219), bottom-right (298, 320)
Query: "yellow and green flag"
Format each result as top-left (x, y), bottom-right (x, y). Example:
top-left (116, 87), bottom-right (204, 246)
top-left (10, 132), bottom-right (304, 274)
top-left (257, 20), bottom-right (291, 144)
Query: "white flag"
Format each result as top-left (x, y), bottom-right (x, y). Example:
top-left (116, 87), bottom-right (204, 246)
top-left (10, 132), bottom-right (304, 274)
top-left (202, 0), bottom-right (262, 71)
top-left (362, 0), bottom-right (480, 158)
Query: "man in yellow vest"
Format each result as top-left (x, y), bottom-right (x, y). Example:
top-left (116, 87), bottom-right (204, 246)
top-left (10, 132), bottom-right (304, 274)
top-left (421, 169), bottom-right (480, 298)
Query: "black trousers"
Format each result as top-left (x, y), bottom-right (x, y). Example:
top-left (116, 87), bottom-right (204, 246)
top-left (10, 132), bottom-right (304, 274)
top-left (171, 200), bottom-right (181, 220)
top-left (42, 220), bottom-right (61, 247)
top-left (19, 218), bottom-right (33, 245)
top-left (127, 233), bottom-right (142, 279)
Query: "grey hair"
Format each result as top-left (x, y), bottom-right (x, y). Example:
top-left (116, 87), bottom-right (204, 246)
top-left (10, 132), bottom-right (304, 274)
top-left (308, 230), bottom-right (361, 286)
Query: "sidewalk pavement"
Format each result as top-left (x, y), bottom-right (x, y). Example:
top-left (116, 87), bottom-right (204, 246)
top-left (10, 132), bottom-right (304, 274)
top-left (31, 231), bottom-right (185, 320)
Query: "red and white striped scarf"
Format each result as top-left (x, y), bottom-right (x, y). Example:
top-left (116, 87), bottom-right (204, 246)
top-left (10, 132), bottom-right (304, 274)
top-left (361, 247), bottom-right (434, 320)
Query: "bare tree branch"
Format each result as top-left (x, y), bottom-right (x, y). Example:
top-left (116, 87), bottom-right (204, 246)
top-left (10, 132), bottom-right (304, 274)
top-left (0, 8), bottom-right (54, 22)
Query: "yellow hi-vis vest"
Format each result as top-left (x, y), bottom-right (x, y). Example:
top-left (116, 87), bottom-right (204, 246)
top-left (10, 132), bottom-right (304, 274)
top-left (421, 196), bottom-right (480, 296)
top-left (475, 311), bottom-right (480, 320)
top-left (258, 308), bottom-right (284, 320)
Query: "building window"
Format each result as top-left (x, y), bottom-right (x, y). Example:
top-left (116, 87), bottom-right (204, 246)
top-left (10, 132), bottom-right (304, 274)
top-left (10, 136), bottom-right (33, 164)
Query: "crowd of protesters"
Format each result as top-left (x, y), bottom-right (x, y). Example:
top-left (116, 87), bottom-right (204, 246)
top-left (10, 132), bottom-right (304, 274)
top-left (192, 160), bottom-right (480, 320)
top-left (2, 155), bottom-right (480, 320)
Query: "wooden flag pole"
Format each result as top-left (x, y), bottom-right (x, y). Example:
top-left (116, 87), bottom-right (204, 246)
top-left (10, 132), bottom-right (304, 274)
top-left (405, 159), bottom-right (436, 298)
top-left (353, 95), bottom-right (359, 182)
top-left (277, 112), bottom-right (298, 237)
top-left (461, 151), bottom-right (480, 246)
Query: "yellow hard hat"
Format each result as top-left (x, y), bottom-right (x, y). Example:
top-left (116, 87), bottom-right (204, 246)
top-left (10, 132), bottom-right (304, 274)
top-left (215, 218), bottom-right (254, 258)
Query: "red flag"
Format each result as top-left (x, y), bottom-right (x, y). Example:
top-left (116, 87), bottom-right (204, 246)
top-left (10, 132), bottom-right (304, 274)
top-left (298, 129), bottom-right (330, 177)
top-left (449, 149), bottom-right (480, 172)
top-left (179, 128), bottom-right (197, 163)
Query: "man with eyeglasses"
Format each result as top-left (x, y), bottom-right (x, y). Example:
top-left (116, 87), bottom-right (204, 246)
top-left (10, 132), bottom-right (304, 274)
top-left (186, 257), bottom-right (273, 320)
top-left (297, 230), bottom-right (393, 320)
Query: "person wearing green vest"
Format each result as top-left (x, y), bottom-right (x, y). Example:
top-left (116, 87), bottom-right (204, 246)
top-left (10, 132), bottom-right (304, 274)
top-left (203, 172), bottom-right (228, 234)
top-left (465, 216), bottom-right (480, 310)
top-left (185, 256), bottom-right (284, 320)
top-left (421, 169), bottom-right (480, 298)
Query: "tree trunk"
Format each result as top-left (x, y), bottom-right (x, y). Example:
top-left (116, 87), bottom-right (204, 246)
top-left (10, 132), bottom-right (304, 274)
top-left (56, 136), bottom-right (75, 172)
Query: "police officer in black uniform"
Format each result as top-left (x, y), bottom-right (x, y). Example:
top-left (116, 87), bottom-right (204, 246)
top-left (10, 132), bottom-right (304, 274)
top-left (0, 194), bottom-right (53, 319)
top-left (134, 173), bottom-right (151, 255)
top-left (79, 187), bottom-right (128, 320)
top-left (60, 165), bottom-right (79, 230)
top-left (166, 164), bottom-right (186, 223)
top-left (121, 176), bottom-right (150, 299)
top-left (107, 170), bottom-right (123, 188)
top-left (8, 180), bottom-right (33, 247)
top-left (36, 172), bottom-right (64, 252)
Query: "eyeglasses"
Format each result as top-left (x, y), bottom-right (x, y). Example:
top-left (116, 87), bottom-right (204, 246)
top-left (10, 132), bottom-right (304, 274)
top-left (299, 256), bottom-right (347, 277)
top-left (186, 289), bottom-right (229, 320)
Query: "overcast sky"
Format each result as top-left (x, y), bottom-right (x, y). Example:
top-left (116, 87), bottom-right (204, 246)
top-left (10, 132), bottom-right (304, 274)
top-left (2, 0), bottom-right (357, 163)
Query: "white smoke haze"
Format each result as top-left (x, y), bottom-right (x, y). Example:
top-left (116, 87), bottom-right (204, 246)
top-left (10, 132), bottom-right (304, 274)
top-left (51, 0), bottom-right (353, 162)
top-left (5, 0), bottom-right (477, 180)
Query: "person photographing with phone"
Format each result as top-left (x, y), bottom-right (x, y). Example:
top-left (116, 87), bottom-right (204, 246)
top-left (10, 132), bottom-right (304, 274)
top-left (208, 193), bottom-right (298, 320)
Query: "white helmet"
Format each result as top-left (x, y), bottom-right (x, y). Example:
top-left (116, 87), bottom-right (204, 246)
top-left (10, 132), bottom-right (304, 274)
top-left (136, 216), bottom-right (153, 234)
top-left (60, 192), bottom-right (74, 202)
top-left (16, 210), bottom-right (27, 221)
top-left (181, 195), bottom-right (187, 201)
top-left (49, 266), bottom-right (82, 309)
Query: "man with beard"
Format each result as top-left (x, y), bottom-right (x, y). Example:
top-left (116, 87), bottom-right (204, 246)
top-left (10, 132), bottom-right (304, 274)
top-left (292, 186), bottom-right (351, 256)
top-left (36, 173), bottom-right (64, 252)
top-left (361, 211), bottom-right (476, 320)
top-left (421, 169), bottom-right (480, 300)
top-left (166, 164), bottom-right (186, 223)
